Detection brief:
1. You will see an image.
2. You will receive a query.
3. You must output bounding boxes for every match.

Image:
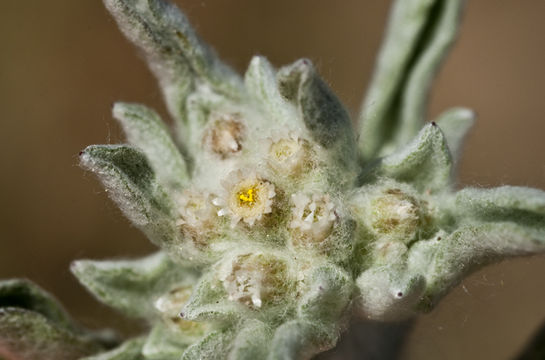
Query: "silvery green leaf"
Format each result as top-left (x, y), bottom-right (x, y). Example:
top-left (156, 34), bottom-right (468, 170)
top-left (103, 0), bottom-right (243, 130)
top-left (408, 222), bottom-right (545, 310)
top-left (267, 320), bottom-right (338, 360)
top-left (182, 272), bottom-right (244, 323)
top-left (80, 144), bottom-right (178, 249)
top-left (358, 0), bottom-right (438, 160)
top-left (368, 123), bottom-right (453, 192)
top-left (359, 0), bottom-right (465, 160)
top-left (181, 328), bottom-right (236, 360)
top-left (277, 59), bottom-right (355, 150)
top-left (0, 279), bottom-right (75, 332)
top-left (415, 186), bottom-right (545, 304)
top-left (71, 252), bottom-right (198, 318)
top-left (397, 0), bottom-right (466, 146)
top-left (0, 308), bottom-right (102, 360)
top-left (244, 56), bottom-right (296, 126)
top-left (298, 265), bottom-right (353, 324)
top-left (277, 59), bottom-right (358, 186)
top-left (228, 319), bottom-right (271, 360)
top-left (435, 107), bottom-right (475, 163)
top-left (113, 102), bottom-right (189, 189)
top-left (453, 186), bottom-right (545, 222)
top-left (82, 337), bottom-right (146, 360)
top-left (0, 280), bottom-right (112, 359)
top-left (244, 56), bottom-right (296, 127)
top-left (142, 323), bottom-right (189, 360)
top-left (145, 0), bottom-right (242, 95)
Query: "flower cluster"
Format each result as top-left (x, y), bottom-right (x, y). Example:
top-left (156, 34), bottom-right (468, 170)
top-left (68, 1), bottom-right (545, 359)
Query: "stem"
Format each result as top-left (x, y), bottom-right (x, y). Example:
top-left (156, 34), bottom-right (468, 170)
top-left (315, 319), bottom-right (414, 360)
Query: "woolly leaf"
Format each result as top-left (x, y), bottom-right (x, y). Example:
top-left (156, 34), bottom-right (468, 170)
top-left (80, 144), bottom-right (178, 249)
top-left (370, 123), bottom-right (453, 192)
top-left (244, 56), bottom-right (295, 127)
top-left (113, 102), bottom-right (189, 189)
top-left (358, 0), bottom-right (438, 159)
top-left (397, 0), bottom-right (466, 146)
top-left (182, 272), bottom-right (244, 323)
top-left (145, 0), bottom-right (242, 95)
top-left (267, 320), bottom-right (338, 360)
top-left (277, 59), bottom-right (354, 150)
top-left (435, 107), bottom-right (475, 163)
top-left (228, 319), bottom-right (271, 360)
top-left (277, 59), bottom-right (358, 187)
top-left (0, 279), bottom-right (75, 332)
top-left (359, 0), bottom-right (465, 160)
top-left (406, 186), bottom-right (545, 308)
top-left (71, 252), bottom-right (198, 318)
top-left (142, 323), bottom-right (190, 360)
top-left (453, 186), bottom-right (545, 223)
top-left (0, 308), bottom-right (102, 360)
top-left (409, 222), bottom-right (545, 310)
top-left (298, 265), bottom-right (353, 323)
top-left (181, 328), bottom-right (236, 360)
top-left (103, 0), bottom-right (243, 130)
top-left (82, 337), bottom-right (146, 360)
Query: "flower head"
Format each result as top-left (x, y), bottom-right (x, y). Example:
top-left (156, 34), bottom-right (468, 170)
top-left (267, 132), bottom-right (310, 175)
top-left (203, 113), bottom-right (245, 158)
top-left (367, 187), bottom-right (425, 243)
top-left (290, 192), bottom-right (336, 243)
top-left (175, 190), bottom-right (217, 247)
top-left (218, 253), bottom-right (289, 308)
top-left (213, 171), bottom-right (276, 227)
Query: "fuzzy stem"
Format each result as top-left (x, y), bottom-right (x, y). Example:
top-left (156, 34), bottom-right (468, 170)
top-left (314, 320), bottom-right (414, 360)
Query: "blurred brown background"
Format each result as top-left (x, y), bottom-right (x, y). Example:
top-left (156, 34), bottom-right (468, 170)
top-left (1, 1), bottom-right (544, 359)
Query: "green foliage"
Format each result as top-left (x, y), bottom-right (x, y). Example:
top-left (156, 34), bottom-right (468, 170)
top-left (0, 279), bottom-right (112, 360)
top-left (113, 103), bottom-right (190, 190)
top-left (2, 0), bottom-right (540, 359)
top-left (358, 0), bottom-right (465, 160)
top-left (71, 252), bottom-right (198, 318)
top-left (82, 338), bottom-right (146, 360)
top-left (72, 0), bottom-right (545, 357)
top-left (366, 123), bottom-right (453, 192)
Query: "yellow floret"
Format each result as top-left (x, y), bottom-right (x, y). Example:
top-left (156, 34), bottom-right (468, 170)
top-left (238, 187), bottom-right (256, 205)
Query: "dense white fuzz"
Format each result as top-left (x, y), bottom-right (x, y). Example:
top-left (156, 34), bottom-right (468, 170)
top-left (213, 171), bottom-right (276, 227)
top-left (290, 192), bottom-right (336, 243)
